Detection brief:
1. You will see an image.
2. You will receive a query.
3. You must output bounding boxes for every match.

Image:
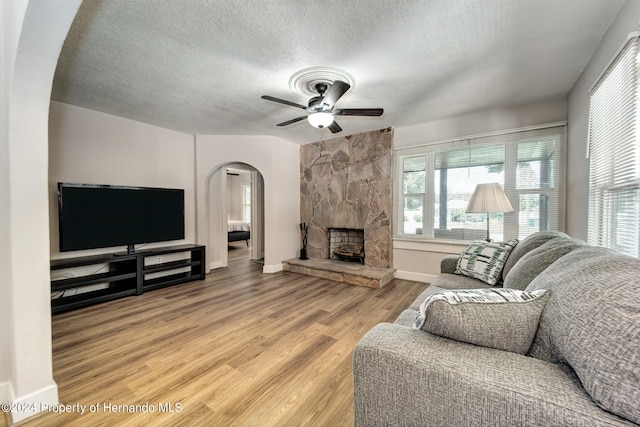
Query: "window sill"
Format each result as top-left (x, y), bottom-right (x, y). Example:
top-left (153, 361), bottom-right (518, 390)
top-left (393, 236), bottom-right (469, 254)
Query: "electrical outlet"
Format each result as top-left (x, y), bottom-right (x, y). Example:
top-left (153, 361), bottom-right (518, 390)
top-left (156, 256), bottom-right (163, 265)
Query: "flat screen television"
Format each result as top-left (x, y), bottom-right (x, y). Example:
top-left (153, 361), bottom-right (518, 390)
top-left (58, 183), bottom-right (185, 253)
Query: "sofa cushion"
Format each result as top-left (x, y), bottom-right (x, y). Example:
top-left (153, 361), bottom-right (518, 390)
top-left (502, 230), bottom-right (569, 279)
top-left (455, 239), bottom-right (519, 285)
top-left (503, 237), bottom-right (586, 290)
top-left (526, 246), bottom-right (640, 424)
top-left (413, 288), bottom-right (550, 354)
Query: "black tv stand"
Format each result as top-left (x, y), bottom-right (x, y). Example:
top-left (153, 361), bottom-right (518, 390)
top-left (50, 244), bottom-right (205, 314)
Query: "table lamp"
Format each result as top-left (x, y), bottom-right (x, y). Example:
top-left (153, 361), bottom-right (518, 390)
top-left (465, 183), bottom-right (513, 241)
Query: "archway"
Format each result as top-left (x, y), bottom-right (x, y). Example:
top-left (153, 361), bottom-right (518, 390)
top-left (205, 162), bottom-right (265, 271)
top-left (3, 0), bottom-right (84, 422)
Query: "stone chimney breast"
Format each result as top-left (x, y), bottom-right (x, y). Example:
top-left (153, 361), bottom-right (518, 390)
top-left (300, 128), bottom-right (393, 268)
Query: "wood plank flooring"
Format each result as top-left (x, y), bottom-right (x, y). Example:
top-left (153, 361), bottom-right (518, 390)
top-left (17, 253), bottom-right (428, 427)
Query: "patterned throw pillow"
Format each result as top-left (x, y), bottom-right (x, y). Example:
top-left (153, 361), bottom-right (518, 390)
top-left (455, 239), bottom-right (519, 285)
top-left (413, 288), bottom-right (550, 354)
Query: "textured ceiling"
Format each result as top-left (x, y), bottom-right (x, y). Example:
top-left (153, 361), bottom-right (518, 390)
top-left (51, 0), bottom-right (625, 144)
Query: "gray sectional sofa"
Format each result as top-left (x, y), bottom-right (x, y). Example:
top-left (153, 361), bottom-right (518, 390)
top-left (353, 231), bottom-right (640, 426)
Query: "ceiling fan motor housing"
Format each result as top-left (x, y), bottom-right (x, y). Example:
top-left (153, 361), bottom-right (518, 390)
top-left (308, 96), bottom-right (324, 111)
top-left (308, 83), bottom-right (330, 111)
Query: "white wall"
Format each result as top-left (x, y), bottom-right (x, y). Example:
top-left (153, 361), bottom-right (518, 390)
top-left (48, 101), bottom-right (196, 258)
top-left (395, 97), bottom-right (567, 148)
top-left (227, 173), bottom-right (251, 221)
top-left (195, 135), bottom-right (300, 273)
top-left (393, 97), bottom-right (568, 282)
top-left (227, 175), bottom-right (241, 220)
top-left (567, 0), bottom-right (640, 240)
top-left (2, 0), bottom-right (83, 423)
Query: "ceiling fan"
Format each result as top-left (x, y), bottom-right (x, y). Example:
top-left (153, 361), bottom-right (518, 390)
top-left (261, 80), bottom-right (383, 134)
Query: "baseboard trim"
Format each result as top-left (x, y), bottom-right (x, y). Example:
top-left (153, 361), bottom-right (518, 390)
top-left (209, 261), bottom-right (223, 271)
top-left (10, 382), bottom-right (58, 424)
top-left (262, 263), bottom-right (283, 274)
top-left (394, 270), bottom-right (435, 283)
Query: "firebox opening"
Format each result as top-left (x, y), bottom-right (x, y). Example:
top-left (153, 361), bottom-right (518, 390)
top-left (328, 228), bottom-right (365, 264)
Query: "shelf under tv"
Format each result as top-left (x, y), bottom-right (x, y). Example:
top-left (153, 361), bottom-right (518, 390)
top-left (50, 244), bottom-right (206, 314)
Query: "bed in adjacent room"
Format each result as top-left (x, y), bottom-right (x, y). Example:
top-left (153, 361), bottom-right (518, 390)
top-left (228, 220), bottom-right (250, 246)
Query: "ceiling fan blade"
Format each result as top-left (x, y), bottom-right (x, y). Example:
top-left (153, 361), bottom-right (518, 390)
top-left (334, 108), bottom-right (384, 116)
top-left (328, 120), bottom-right (343, 134)
top-left (276, 116), bottom-right (307, 127)
top-left (261, 95), bottom-right (307, 110)
top-left (321, 80), bottom-right (350, 109)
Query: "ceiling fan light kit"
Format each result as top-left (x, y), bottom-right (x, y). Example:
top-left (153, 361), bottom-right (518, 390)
top-left (307, 112), bottom-right (334, 128)
top-left (262, 67), bottom-right (383, 134)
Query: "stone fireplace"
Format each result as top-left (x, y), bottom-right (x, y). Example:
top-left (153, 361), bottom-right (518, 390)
top-left (300, 128), bottom-right (393, 269)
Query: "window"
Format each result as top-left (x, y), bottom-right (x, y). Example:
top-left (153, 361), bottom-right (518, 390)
top-left (402, 156), bottom-right (425, 235)
top-left (242, 183), bottom-right (251, 223)
top-left (397, 125), bottom-right (566, 241)
top-left (588, 32), bottom-right (640, 257)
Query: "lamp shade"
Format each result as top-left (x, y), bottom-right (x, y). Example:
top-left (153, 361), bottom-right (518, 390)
top-left (466, 183), bottom-right (513, 213)
top-left (307, 112), bottom-right (334, 128)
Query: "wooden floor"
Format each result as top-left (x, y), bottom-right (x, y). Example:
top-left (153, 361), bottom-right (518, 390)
top-left (18, 250), bottom-right (428, 427)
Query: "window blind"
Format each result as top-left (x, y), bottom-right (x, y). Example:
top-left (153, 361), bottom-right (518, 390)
top-left (588, 33), bottom-right (640, 257)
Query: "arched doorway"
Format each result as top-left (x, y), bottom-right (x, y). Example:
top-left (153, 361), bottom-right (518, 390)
top-left (205, 162), bottom-right (264, 270)
top-left (4, 0), bottom-right (84, 421)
